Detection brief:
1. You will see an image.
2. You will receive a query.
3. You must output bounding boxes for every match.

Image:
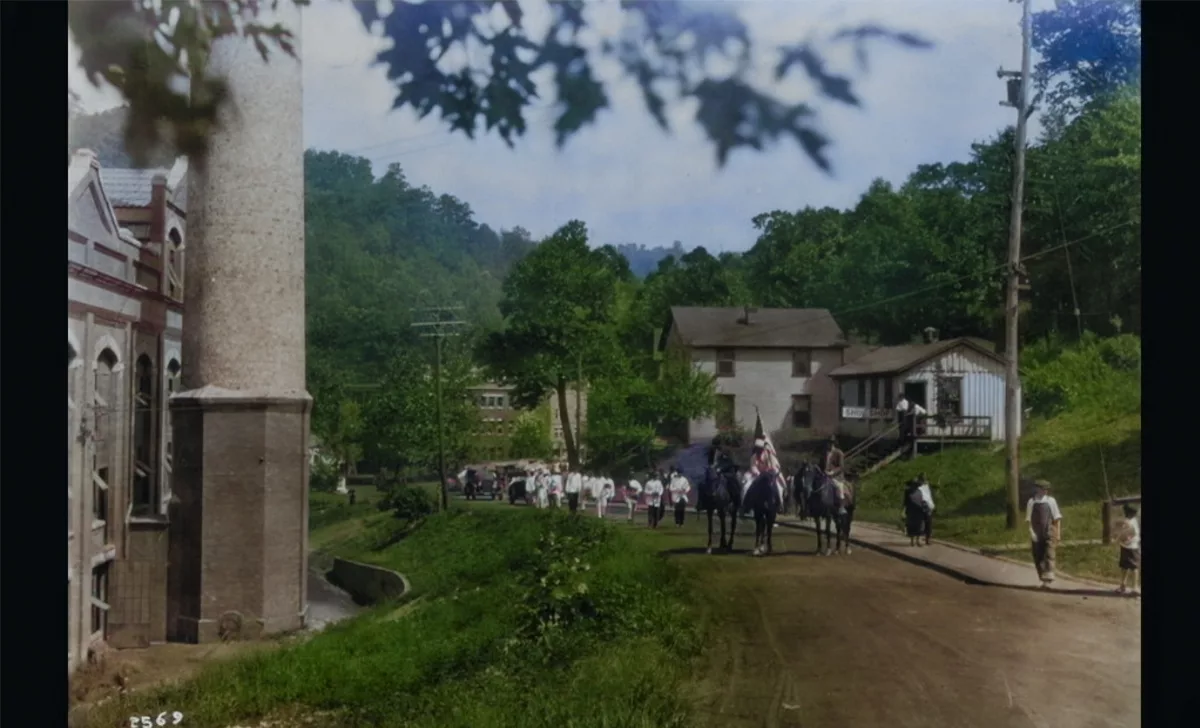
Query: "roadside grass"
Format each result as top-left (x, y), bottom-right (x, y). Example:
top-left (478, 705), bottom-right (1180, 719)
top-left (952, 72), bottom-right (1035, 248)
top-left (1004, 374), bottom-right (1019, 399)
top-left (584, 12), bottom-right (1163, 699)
top-left (855, 337), bottom-right (1140, 583)
top-left (78, 506), bottom-right (705, 728)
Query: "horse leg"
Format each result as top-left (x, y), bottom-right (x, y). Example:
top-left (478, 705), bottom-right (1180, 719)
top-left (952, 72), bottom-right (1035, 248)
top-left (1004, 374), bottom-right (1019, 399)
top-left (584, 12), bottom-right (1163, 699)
top-left (706, 509), bottom-right (714, 555)
top-left (726, 508), bottom-right (736, 552)
top-left (844, 508), bottom-right (854, 555)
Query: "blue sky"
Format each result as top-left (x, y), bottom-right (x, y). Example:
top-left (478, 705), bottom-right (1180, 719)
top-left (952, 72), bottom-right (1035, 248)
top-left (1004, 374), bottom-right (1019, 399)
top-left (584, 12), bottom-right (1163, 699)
top-left (69, 0), bottom-right (1053, 253)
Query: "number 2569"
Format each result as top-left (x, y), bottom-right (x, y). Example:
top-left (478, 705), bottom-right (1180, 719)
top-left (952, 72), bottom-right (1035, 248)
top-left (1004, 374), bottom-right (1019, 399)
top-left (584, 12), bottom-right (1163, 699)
top-left (129, 712), bottom-right (183, 727)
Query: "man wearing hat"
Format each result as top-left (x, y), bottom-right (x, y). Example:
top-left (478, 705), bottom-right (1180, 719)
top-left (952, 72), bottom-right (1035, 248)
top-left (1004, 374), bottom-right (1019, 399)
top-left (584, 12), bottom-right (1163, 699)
top-left (1026, 479), bottom-right (1062, 587)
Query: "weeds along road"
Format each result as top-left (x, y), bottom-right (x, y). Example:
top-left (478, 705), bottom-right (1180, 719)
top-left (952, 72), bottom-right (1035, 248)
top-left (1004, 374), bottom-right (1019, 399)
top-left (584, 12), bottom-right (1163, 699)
top-left (616, 513), bottom-right (1140, 728)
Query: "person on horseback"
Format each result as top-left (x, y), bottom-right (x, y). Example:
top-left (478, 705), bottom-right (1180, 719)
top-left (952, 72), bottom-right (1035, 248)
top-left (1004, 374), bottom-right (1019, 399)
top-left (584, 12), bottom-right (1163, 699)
top-left (822, 436), bottom-right (848, 516)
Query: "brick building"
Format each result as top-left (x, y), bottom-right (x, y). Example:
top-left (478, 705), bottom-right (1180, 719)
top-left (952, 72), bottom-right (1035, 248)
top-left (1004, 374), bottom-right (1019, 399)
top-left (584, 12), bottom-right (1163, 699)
top-left (68, 149), bottom-right (188, 672)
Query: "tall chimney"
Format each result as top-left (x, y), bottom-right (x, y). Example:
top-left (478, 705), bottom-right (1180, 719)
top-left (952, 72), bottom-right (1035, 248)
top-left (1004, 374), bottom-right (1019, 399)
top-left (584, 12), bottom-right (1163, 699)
top-left (741, 306), bottom-right (758, 325)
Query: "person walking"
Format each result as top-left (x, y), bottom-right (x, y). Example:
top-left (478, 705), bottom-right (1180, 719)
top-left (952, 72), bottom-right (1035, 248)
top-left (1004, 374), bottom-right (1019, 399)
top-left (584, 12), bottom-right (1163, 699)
top-left (565, 469), bottom-right (583, 514)
top-left (917, 474), bottom-right (935, 544)
top-left (903, 477), bottom-right (927, 547)
top-left (624, 478), bottom-right (643, 522)
top-left (668, 470), bottom-right (691, 527)
top-left (549, 467), bottom-right (564, 509)
top-left (1116, 503), bottom-right (1140, 596)
top-left (1026, 479), bottom-right (1062, 588)
top-left (643, 473), bottom-right (665, 528)
top-left (534, 469), bottom-right (549, 509)
top-left (596, 476), bottom-right (615, 519)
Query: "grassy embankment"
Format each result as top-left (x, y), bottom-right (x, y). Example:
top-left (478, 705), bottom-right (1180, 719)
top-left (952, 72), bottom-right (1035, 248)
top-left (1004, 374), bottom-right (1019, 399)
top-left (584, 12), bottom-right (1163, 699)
top-left (81, 491), bottom-right (707, 728)
top-left (855, 334), bottom-right (1141, 582)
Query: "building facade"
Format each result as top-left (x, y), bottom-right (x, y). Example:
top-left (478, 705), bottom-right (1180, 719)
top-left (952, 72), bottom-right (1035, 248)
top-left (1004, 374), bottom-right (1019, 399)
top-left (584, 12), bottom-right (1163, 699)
top-left (830, 334), bottom-right (1020, 443)
top-left (68, 149), bottom-right (188, 672)
top-left (664, 306), bottom-right (848, 444)
top-left (468, 382), bottom-right (520, 459)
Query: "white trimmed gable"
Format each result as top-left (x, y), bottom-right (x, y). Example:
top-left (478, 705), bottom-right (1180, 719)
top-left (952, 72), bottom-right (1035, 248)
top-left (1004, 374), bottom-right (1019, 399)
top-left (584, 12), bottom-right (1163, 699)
top-left (68, 150), bottom-right (123, 246)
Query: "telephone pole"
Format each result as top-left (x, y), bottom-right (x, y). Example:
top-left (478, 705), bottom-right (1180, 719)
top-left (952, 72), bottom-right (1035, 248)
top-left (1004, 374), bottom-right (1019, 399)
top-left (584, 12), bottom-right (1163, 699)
top-left (411, 307), bottom-right (467, 511)
top-left (998, 0), bottom-right (1033, 529)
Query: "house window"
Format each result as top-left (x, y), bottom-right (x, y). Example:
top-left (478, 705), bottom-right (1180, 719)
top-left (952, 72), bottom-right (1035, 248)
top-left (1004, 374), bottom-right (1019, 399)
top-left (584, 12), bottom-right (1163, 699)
top-left (716, 394), bottom-right (736, 429)
top-left (91, 563), bottom-right (110, 637)
top-left (716, 349), bottom-right (735, 378)
top-left (133, 355), bottom-right (158, 513)
top-left (939, 376), bottom-right (964, 418)
top-left (791, 395), bottom-right (812, 429)
top-left (883, 378), bottom-right (894, 409)
top-left (165, 360), bottom-right (180, 468)
top-left (792, 350), bottom-right (812, 377)
top-left (497, 395), bottom-right (506, 408)
top-left (856, 379), bottom-right (866, 407)
top-left (870, 378), bottom-right (880, 410)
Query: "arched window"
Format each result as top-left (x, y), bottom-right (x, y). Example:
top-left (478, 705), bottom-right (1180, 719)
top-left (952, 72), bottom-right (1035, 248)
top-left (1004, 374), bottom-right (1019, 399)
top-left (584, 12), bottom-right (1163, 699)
top-left (93, 349), bottom-right (119, 543)
top-left (165, 359), bottom-right (181, 467)
top-left (132, 355), bottom-right (156, 512)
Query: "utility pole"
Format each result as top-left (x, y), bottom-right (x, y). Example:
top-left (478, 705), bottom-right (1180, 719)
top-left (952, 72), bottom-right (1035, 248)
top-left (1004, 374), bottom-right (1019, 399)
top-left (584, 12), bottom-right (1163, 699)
top-left (411, 307), bottom-right (467, 512)
top-left (998, 0), bottom-right (1033, 530)
top-left (575, 351), bottom-right (584, 466)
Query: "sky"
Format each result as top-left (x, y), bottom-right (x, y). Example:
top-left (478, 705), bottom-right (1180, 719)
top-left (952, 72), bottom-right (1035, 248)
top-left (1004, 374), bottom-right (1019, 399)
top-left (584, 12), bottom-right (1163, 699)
top-left (68, 0), bottom-right (1054, 254)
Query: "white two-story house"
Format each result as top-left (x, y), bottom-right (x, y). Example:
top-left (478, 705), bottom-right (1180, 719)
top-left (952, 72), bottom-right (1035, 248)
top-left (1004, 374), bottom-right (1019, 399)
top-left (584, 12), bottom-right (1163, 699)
top-left (663, 306), bottom-right (850, 444)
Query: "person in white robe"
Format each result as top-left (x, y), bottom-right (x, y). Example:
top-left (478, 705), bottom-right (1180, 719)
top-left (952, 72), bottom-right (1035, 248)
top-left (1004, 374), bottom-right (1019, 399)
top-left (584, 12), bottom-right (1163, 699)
top-left (564, 469), bottom-right (583, 514)
top-left (534, 470), bottom-right (549, 509)
top-left (643, 474), bottom-right (665, 528)
top-left (624, 478), bottom-right (643, 522)
top-left (596, 476), bottom-right (615, 518)
top-left (668, 470), bottom-right (691, 527)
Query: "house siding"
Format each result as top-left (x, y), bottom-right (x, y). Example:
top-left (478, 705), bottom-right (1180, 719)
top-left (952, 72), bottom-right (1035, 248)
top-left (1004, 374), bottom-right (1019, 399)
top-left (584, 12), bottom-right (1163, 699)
top-left (836, 343), bottom-right (1018, 442)
top-left (687, 346), bottom-right (842, 442)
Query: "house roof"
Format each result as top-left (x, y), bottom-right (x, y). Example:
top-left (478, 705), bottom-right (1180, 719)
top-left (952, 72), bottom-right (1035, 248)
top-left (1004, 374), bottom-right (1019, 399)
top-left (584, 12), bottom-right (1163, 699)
top-left (98, 156), bottom-right (189, 210)
top-left (668, 306), bottom-right (847, 349)
top-left (828, 337), bottom-right (1003, 378)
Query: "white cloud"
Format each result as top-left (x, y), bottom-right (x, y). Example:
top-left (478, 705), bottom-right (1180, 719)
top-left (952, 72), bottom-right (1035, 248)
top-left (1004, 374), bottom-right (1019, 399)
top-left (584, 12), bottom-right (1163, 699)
top-left (70, 0), bottom-right (1057, 252)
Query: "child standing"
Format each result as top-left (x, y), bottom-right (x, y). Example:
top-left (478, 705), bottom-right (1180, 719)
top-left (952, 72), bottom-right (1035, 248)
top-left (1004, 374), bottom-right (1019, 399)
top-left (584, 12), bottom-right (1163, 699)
top-left (1117, 503), bottom-right (1140, 596)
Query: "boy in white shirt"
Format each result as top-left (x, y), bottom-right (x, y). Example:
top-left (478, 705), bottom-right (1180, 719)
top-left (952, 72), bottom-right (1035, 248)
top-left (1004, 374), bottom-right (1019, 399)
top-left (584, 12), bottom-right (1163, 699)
top-left (1116, 503), bottom-right (1140, 596)
top-left (1026, 479), bottom-right (1062, 588)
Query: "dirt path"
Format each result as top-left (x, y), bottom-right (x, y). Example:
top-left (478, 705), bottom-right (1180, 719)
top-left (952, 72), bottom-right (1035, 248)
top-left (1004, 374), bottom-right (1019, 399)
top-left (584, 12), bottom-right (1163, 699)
top-left (643, 519), bottom-right (1140, 728)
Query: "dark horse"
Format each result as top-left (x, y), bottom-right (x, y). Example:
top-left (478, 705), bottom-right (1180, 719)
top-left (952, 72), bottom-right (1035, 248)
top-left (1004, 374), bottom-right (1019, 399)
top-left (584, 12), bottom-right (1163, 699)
top-left (797, 463), bottom-right (856, 555)
top-left (697, 465), bottom-right (741, 554)
top-left (743, 472), bottom-right (783, 556)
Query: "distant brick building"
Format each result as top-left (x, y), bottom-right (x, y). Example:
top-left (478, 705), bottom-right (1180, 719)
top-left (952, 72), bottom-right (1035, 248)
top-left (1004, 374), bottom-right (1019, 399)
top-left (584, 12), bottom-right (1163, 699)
top-left (468, 382), bottom-right (520, 459)
top-left (68, 149), bottom-right (188, 672)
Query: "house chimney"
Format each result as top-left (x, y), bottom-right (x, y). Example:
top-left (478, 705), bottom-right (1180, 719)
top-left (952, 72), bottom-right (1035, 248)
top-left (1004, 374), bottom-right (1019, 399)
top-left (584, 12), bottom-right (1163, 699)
top-left (922, 326), bottom-right (939, 344)
top-left (741, 306), bottom-right (758, 325)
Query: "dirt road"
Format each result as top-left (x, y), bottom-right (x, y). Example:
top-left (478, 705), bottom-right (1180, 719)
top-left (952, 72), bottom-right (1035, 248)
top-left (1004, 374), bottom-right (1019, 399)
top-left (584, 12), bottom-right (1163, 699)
top-left (642, 519), bottom-right (1140, 728)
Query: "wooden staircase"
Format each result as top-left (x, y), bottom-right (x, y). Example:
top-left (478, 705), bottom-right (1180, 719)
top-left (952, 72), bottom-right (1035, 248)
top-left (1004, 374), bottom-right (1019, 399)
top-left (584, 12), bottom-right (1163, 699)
top-left (843, 424), bottom-right (904, 481)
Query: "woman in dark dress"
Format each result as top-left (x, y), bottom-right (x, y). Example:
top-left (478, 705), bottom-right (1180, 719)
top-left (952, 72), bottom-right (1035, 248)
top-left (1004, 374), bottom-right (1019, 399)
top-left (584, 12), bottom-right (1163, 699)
top-left (903, 478), bottom-right (928, 547)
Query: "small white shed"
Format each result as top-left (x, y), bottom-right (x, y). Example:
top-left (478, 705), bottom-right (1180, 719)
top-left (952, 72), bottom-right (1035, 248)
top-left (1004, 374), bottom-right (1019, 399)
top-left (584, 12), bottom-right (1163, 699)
top-left (828, 336), bottom-right (1019, 443)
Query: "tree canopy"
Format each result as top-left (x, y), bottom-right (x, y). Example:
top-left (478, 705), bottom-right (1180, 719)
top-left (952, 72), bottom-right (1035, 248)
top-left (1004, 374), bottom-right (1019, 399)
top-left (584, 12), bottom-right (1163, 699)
top-left (69, 0), bottom-right (931, 170)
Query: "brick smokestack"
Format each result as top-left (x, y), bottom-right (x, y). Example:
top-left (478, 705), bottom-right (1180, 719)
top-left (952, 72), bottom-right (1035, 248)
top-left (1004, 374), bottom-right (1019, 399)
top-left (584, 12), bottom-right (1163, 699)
top-left (150, 173), bottom-right (168, 244)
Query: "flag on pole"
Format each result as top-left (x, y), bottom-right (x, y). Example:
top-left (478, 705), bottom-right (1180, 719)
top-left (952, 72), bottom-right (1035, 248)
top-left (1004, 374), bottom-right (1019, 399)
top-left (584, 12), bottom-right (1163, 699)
top-left (752, 412), bottom-right (787, 493)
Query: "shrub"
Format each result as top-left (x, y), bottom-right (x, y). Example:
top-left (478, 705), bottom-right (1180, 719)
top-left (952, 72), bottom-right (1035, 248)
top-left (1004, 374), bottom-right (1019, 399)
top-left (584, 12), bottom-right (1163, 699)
top-left (310, 457), bottom-right (340, 492)
top-left (1022, 333), bottom-right (1141, 417)
top-left (381, 484), bottom-right (437, 525)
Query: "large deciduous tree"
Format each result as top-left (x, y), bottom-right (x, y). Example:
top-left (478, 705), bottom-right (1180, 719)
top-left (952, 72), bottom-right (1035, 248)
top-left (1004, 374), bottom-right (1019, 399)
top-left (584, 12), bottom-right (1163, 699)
top-left (481, 221), bottom-right (620, 469)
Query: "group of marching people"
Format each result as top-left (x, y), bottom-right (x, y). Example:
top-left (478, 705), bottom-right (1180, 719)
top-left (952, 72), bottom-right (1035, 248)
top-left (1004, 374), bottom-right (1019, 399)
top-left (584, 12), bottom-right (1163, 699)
top-left (523, 464), bottom-right (619, 518)
top-left (623, 469), bottom-right (693, 528)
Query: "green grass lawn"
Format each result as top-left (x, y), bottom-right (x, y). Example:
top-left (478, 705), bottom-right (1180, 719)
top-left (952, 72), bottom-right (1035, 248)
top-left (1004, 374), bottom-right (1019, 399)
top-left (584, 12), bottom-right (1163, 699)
top-left (855, 404), bottom-right (1140, 583)
top-left (79, 504), bottom-right (706, 728)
